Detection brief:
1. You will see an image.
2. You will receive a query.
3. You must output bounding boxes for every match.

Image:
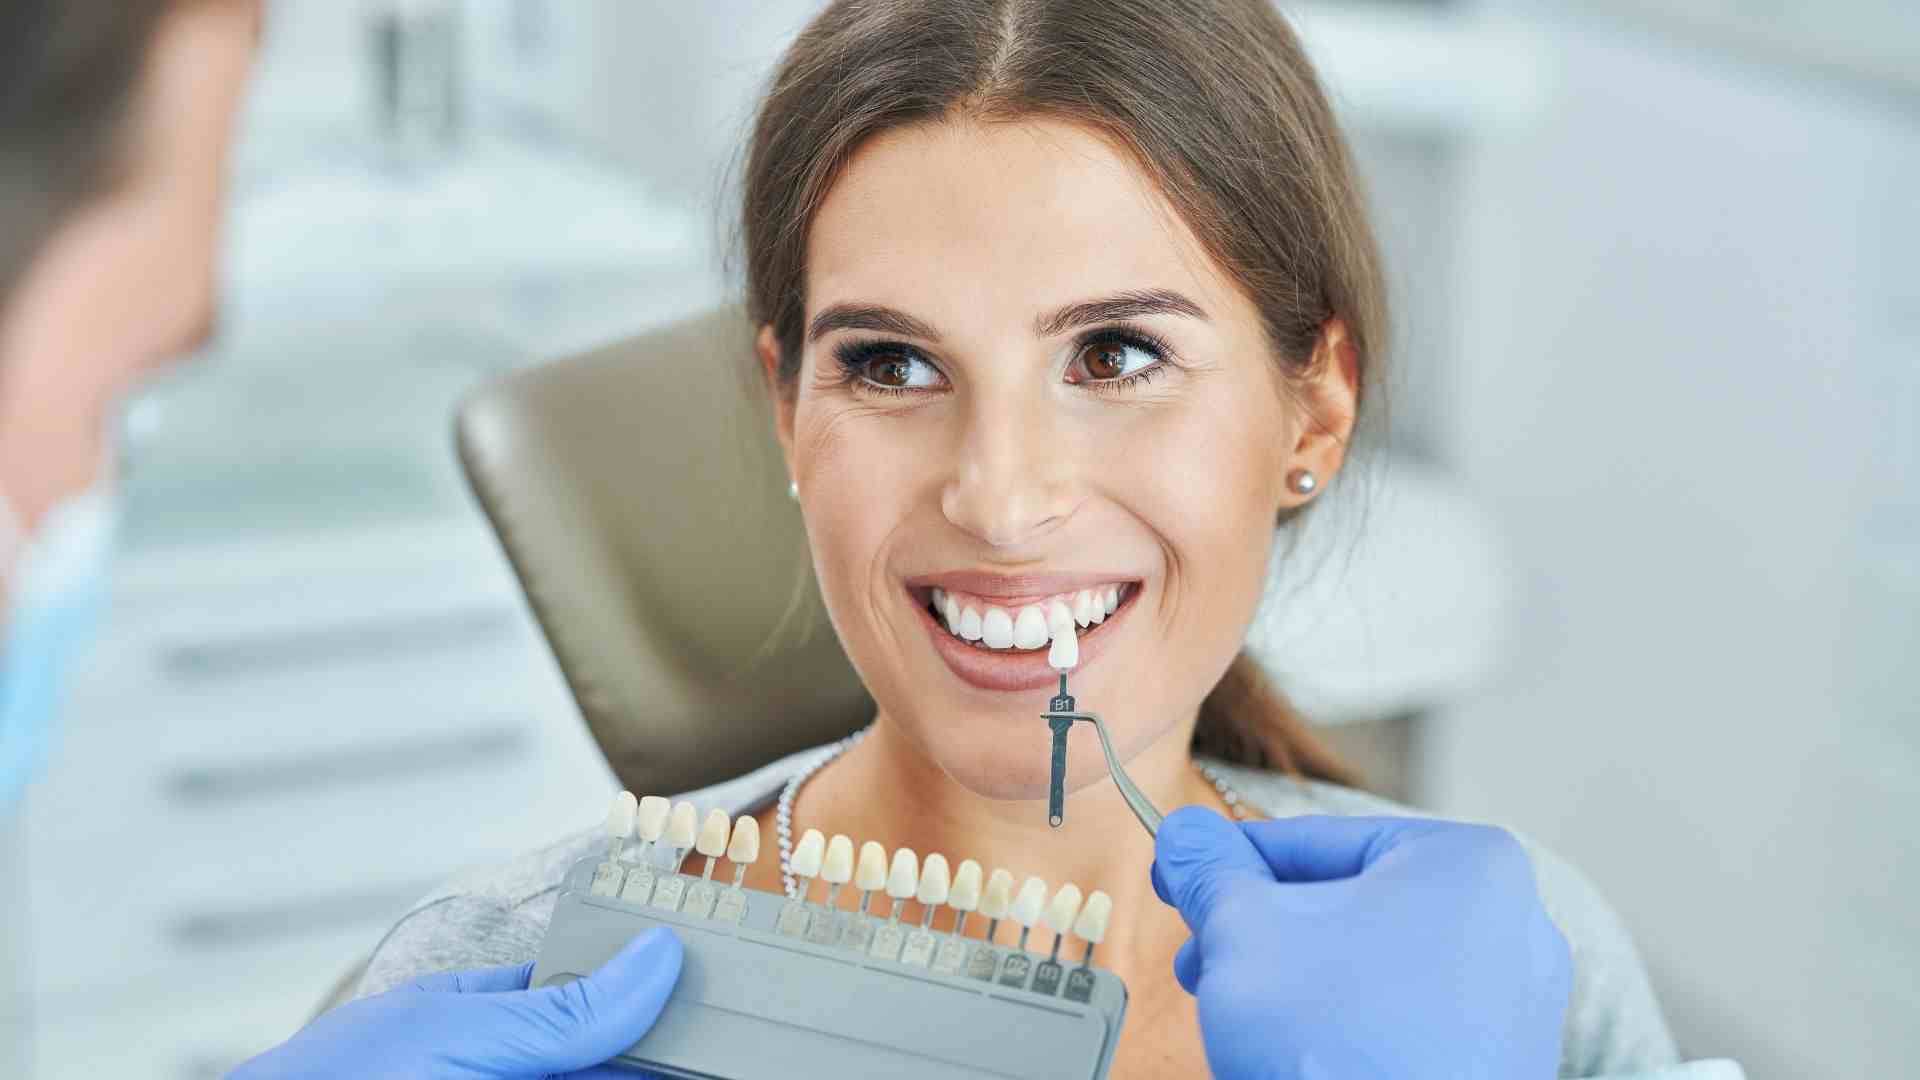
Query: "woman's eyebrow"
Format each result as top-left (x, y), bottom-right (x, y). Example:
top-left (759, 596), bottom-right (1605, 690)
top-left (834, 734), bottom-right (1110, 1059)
top-left (807, 304), bottom-right (942, 343)
top-left (1034, 289), bottom-right (1209, 336)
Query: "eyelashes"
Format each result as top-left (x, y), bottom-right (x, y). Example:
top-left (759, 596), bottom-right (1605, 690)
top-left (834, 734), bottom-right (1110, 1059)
top-left (829, 323), bottom-right (1176, 399)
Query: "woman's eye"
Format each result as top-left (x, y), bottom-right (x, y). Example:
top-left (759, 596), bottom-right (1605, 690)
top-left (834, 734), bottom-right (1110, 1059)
top-left (841, 346), bottom-right (944, 392)
top-left (1068, 337), bottom-right (1160, 383)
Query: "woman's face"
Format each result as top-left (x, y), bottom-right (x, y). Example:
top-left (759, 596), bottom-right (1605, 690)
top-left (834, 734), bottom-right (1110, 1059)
top-left (769, 118), bottom-right (1349, 799)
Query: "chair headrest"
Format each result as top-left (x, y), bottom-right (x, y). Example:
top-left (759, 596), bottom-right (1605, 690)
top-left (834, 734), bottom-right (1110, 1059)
top-left (457, 307), bottom-right (869, 796)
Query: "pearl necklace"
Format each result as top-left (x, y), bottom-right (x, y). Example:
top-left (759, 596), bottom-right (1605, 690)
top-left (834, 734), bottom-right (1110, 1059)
top-left (776, 726), bottom-right (1253, 898)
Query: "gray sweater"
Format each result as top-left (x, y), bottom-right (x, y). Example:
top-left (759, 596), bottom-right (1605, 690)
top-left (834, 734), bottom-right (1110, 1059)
top-left (352, 745), bottom-right (1682, 1078)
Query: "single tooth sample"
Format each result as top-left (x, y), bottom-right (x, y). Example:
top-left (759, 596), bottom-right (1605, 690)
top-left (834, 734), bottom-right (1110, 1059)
top-left (1012, 605), bottom-right (1049, 649)
top-left (916, 854), bottom-right (951, 929)
top-left (790, 828), bottom-right (826, 900)
top-left (592, 791), bottom-right (637, 895)
top-left (696, 809), bottom-right (730, 880)
top-left (947, 859), bottom-right (983, 937)
top-left (900, 853), bottom-right (951, 966)
top-left (981, 868), bottom-right (1015, 942)
top-left (981, 607), bottom-right (1014, 648)
top-left (855, 841), bottom-right (888, 909)
top-left (1010, 876), bottom-right (1048, 951)
top-left (666, 802), bottom-right (699, 868)
top-left (726, 815), bottom-right (760, 888)
top-left (807, 834), bottom-right (856, 945)
top-left (1047, 603), bottom-right (1079, 670)
top-left (869, 847), bottom-right (920, 961)
top-left (621, 795), bottom-right (672, 903)
top-left (822, 835), bottom-right (855, 905)
top-left (885, 848), bottom-right (920, 922)
top-left (1073, 589), bottom-right (1095, 626)
top-left (845, 840), bottom-right (890, 952)
top-left (649, 800), bottom-right (700, 912)
top-left (958, 605), bottom-right (983, 640)
top-left (1044, 883), bottom-right (1083, 961)
top-left (1073, 890), bottom-right (1112, 967)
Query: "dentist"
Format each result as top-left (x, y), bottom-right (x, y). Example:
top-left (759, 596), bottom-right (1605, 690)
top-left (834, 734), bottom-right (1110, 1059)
top-left (0, 2), bottom-right (679, 1076)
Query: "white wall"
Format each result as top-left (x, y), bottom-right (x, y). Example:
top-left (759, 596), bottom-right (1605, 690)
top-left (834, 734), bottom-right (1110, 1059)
top-left (1428, 11), bottom-right (1918, 1077)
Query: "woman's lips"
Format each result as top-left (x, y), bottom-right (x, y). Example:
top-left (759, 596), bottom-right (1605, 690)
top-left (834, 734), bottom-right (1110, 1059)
top-left (912, 584), bottom-right (1136, 692)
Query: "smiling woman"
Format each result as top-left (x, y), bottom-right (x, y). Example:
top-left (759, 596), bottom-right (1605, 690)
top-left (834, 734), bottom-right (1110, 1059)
top-left (352, 3), bottom-right (1683, 1077)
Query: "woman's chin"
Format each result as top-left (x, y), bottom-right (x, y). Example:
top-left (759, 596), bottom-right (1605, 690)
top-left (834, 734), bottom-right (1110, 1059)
top-left (905, 718), bottom-right (1156, 805)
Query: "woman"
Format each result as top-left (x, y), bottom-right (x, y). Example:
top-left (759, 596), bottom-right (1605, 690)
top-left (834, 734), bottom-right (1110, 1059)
top-left (2, 3), bottom-right (684, 1076)
top-left (353, 1), bottom-right (1707, 1076)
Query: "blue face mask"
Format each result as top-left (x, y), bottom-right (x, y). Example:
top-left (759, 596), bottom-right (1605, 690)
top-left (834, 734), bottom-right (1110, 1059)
top-left (0, 482), bottom-right (119, 808)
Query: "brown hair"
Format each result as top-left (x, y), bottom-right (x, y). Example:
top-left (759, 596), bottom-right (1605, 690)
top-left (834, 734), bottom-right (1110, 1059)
top-left (741, 0), bottom-right (1383, 786)
top-left (0, 0), bottom-right (176, 304)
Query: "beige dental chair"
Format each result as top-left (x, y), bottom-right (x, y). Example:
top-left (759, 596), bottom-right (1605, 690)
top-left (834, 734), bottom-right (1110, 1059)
top-left (455, 307), bottom-right (871, 797)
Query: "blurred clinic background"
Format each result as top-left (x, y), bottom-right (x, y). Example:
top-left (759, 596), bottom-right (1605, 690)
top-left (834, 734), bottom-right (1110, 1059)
top-left (3, 1), bottom-right (1915, 1077)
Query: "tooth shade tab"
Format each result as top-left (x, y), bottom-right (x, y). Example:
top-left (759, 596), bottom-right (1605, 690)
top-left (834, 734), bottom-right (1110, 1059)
top-left (980, 869), bottom-right (1015, 919)
top-left (635, 796), bottom-right (671, 842)
top-left (666, 801), bottom-right (699, 847)
top-left (886, 848), bottom-right (920, 899)
top-left (916, 854), bottom-right (951, 906)
top-left (726, 816), bottom-right (760, 863)
top-left (1010, 877), bottom-right (1048, 928)
top-left (1045, 884), bottom-right (1083, 934)
top-left (948, 860), bottom-right (983, 911)
top-left (856, 841), bottom-right (888, 891)
top-left (1047, 605), bottom-right (1078, 671)
top-left (606, 791), bottom-right (637, 839)
top-left (1073, 890), bottom-right (1113, 944)
top-left (822, 834), bottom-right (855, 884)
top-left (696, 809), bottom-right (731, 857)
top-left (791, 829), bottom-right (826, 878)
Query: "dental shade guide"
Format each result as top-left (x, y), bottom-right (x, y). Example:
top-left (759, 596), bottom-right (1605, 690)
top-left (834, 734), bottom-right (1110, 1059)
top-left (1041, 617), bottom-right (1165, 837)
top-left (536, 805), bottom-right (1131, 1078)
top-left (591, 792), bottom-right (638, 896)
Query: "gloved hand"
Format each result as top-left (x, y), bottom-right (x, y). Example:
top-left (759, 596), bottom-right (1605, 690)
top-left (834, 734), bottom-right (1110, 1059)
top-left (230, 925), bottom-right (683, 1080)
top-left (1153, 807), bottom-right (1572, 1080)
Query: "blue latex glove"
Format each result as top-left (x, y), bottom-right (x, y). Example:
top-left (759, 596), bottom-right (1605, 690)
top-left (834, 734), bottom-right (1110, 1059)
top-left (1153, 807), bottom-right (1572, 1080)
top-left (230, 926), bottom-right (682, 1080)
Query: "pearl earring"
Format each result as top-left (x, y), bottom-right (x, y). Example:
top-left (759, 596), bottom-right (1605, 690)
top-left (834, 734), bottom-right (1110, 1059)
top-left (1286, 468), bottom-right (1318, 496)
top-left (788, 479), bottom-right (800, 501)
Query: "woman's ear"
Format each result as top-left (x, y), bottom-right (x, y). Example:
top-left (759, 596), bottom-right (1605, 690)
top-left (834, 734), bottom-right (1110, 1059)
top-left (756, 324), bottom-right (799, 480)
top-left (1282, 316), bottom-right (1360, 507)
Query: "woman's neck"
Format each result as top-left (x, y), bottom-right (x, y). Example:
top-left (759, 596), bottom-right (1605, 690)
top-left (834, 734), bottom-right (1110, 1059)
top-left (787, 714), bottom-right (1226, 983)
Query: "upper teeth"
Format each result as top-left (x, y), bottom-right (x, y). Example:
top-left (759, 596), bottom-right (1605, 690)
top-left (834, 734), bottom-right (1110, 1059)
top-left (929, 585), bottom-right (1125, 649)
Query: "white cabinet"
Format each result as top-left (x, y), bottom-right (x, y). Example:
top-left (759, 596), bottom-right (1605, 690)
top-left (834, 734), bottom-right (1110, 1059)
top-left (17, 517), bottom-right (616, 1078)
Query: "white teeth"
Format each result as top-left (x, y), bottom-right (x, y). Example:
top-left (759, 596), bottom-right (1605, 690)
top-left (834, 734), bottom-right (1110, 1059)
top-left (1073, 890), bottom-right (1112, 944)
top-left (695, 809), bottom-right (731, 857)
top-left (855, 841), bottom-right (888, 891)
top-left (942, 591), bottom-right (960, 630)
top-left (726, 816), bottom-right (760, 863)
top-left (948, 859), bottom-right (983, 911)
top-left (886, 848), bottom-right (920, 900)
top-left (666, 801), bottom-right (698, 848)
top-left (1010, 877), bottom-right (1049, 928)
top-left (1045, 883), bottom-right (1083, 934)
top-left (791, 829), bottom-right (826, 878)
top-left (931, 587), bottom-right (946, 608)
top-left (981, 607), bottom-right (1014, 648)
top-left (1047, 604), bottom-right (1078, 671)
top-left (958, 606), bottom-right (983, 640)
top-left (635, 796), bottom-right (671, 843)
top-left (980, 869), bottom-right (1015, 919)
top-left (821, 834), bottom-right (855, 885)
top-left (1072, 590), bottom-right (1094, 626)
top-left (606, 792), bottom-right (637, 839)
top-left (1104, 585), bottom-right (1119, 614)
top-left (916, 853), bottom-right (951, 906)
top-left (1012, 606), bottom-right (1049, 649)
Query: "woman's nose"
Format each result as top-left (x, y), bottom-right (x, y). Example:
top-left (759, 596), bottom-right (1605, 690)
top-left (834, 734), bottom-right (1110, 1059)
top-left (939, 399), bottom-right (1078, 549)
